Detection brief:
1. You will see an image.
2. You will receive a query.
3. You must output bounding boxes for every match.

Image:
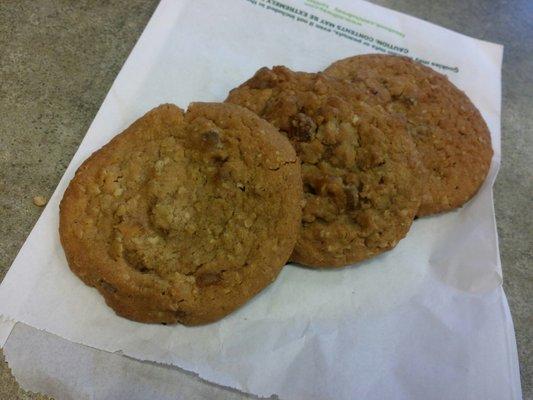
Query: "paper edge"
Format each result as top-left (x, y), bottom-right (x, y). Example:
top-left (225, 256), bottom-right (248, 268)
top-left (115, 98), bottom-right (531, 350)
top-left (0, 315), bottom-right (15, 348)
top-left (500, 290), bottom-right (524, 400)
top-left (3, 321), bottom-right (261, 398)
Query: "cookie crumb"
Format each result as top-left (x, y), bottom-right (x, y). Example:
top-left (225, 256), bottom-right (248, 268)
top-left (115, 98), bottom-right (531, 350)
top-left (33, 195), bottom-right (47, 207)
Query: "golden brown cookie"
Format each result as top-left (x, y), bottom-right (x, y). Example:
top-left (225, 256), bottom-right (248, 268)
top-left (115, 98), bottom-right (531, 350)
top-left (59, 102), bottom-right (302, 325)
top-left (325, 54), bottom-right (493, 216)
top-left (226, 66), bottom-right (422, 267)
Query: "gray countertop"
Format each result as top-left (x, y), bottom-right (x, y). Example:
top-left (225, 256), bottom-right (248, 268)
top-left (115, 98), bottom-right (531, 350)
top-left (0, 1), bottom-right (531, 399)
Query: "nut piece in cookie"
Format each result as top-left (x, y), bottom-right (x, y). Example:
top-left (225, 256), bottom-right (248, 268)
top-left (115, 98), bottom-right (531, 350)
top-left (227, 66), bottom-right (423, 267)
top-left (59, 102), bottom-right (302, 325)
top-left (325, 54), bottom-right (493, 216)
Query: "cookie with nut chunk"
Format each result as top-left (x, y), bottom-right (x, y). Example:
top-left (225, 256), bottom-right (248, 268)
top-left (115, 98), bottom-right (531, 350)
top-left (325, 54), bottom-right (493, 216)
top-left (226, 66), bottom-right (423, 267)
top-left (59, 103), bottom-right (302, 325)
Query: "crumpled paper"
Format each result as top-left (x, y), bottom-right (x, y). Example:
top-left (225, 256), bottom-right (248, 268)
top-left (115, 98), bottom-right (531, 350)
top-left (0, 0), bottom-right (521, 399)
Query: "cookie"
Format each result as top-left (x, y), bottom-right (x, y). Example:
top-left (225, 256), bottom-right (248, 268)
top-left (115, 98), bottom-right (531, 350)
top-left (226, 66), bottom-right (422, 267)
top-left (325, 54), bottom-right (493, 216)
top-left (59, 102), bottom-right (302, 325)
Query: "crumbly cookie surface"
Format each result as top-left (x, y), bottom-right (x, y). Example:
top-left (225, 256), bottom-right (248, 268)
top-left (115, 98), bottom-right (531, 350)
top-left (226, 66), bottom-right (422, 267)
top-left (325, 54), bottom-right (493, 216)
top-left (59, 103), bottom-right (302, 325)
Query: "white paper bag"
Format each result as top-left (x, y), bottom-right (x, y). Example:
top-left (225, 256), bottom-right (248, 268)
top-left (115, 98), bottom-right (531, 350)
top-left (0, 0), bottom-right (521, 399)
